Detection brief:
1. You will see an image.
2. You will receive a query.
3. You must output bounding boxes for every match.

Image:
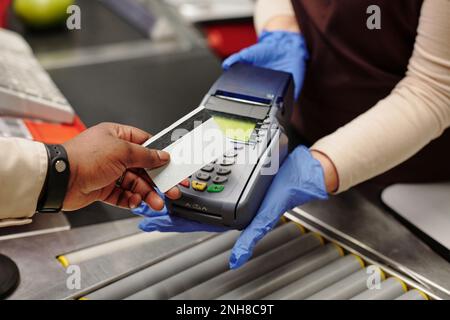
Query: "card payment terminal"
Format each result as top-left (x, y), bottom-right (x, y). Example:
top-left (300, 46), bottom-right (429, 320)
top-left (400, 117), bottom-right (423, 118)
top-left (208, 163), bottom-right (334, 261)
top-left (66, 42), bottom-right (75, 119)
top-left (167, 64), bottom-right (294, 229)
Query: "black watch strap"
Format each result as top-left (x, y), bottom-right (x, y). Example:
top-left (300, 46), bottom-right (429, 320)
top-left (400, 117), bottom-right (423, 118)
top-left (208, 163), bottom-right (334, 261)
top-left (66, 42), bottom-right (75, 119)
top-left (37, 144), bottom-right (70, 213)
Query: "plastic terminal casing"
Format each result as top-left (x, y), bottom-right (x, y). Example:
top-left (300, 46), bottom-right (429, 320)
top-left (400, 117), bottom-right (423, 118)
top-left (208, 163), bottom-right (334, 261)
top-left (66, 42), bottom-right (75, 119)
top-left (167, 64), bottom-right (294, 229)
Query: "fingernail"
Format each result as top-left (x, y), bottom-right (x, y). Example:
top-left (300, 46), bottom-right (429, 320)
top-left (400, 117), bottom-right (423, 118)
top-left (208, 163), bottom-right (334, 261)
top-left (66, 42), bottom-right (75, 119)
top-left (130, 203), bottom-right (137, 209)
top-left (157, 150), bottom-right (170, 161)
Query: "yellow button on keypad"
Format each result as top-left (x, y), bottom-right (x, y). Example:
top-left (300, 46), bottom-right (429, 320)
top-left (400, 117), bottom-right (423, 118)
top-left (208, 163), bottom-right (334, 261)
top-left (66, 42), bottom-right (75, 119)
top-left (191, 180), bottom-right (207, 192)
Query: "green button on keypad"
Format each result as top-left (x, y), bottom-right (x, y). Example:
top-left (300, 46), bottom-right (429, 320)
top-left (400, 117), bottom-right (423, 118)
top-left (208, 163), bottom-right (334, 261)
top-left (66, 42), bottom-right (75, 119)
top-left (207, 184), bottom-right (225, 193)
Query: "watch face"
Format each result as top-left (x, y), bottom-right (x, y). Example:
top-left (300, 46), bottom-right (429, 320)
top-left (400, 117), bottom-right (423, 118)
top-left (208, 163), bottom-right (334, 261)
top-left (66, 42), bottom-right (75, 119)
top-left (55, 159), bottom-right (67, 173)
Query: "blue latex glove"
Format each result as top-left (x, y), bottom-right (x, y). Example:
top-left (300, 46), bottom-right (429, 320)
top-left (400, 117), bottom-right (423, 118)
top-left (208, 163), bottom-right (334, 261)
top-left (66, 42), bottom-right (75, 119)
top-left (222, 31), bottom-right (309, 100)
top-left (135, 146), bottom-right (328, 269)
top-left (229, 146), bottom-right (328, 268)
top-left (134, 191), bottom-right (229, 233)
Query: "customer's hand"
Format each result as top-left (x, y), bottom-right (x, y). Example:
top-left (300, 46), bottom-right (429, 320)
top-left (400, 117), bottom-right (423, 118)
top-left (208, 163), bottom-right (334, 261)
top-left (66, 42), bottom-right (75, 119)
top-left (62, 122), bottom-right (180, 211)
top-left (136, 146), bottom-right (329, 269)
top-left (222, 31), bottom-right (309, 100)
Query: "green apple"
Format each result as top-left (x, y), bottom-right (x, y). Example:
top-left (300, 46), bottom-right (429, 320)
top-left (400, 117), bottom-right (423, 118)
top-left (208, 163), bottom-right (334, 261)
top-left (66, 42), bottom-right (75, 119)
top-left (13, 0), bottom-right (75, 28)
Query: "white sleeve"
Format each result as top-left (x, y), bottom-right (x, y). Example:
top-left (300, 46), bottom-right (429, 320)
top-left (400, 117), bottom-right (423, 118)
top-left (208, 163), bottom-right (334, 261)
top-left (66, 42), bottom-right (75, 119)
top-left (0, 138), bottom-right (48, 227)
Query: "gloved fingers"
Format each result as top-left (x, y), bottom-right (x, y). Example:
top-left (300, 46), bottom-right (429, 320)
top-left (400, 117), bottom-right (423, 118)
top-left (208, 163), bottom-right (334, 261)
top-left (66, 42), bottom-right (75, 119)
top-left (228, 235), bottom-right (256, 269)
top-left (229, 219), bottom-right (271, 269)
top-left (226, 173), bottom-right (291, 269)
top-left (228, 145), bottom-right (330, 269)
top-left (222, 46), bottom-right (257, 70)
top-left (132, 201), bottom-right (168, 218)
top-left (262, 58), bottom-right (304, 100)
top-left (138, 215), bottom-right (229, 233)
top-left (230, 210), bottom-right (283, 269)
top-left (222, 53), bottom-right (241, 70)
top-left (139, 215), bottom-right (183, 232)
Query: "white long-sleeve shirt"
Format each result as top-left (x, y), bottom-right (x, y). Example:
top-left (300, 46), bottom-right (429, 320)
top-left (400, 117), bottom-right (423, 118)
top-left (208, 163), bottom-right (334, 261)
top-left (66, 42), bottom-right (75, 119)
top-left (0, 138), bottom-right (47, 227)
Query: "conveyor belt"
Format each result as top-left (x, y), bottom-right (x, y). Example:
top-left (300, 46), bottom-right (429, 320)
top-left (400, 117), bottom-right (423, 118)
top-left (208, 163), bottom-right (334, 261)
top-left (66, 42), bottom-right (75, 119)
top-left (80, 221), bottom-right (430, 300)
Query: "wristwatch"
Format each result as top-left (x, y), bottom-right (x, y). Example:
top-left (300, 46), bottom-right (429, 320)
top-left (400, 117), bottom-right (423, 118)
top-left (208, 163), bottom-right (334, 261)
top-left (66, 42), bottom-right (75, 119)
top-left (37, 144), bottom-right (70, 213)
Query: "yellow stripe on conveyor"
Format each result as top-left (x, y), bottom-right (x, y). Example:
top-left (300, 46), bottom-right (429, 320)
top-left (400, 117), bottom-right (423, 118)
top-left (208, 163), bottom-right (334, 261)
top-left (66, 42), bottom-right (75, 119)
top-left (332, 243), bottom-right (345, 256)
top-left (392, 277), bottom-right (408, 293)
top-left (413, 289), bottom-right (429, 300)
top-left (57, 255), bottom-right (70, 268)
top-left (351, 254), bottom-right (365, 268)
top-left (281, 216), bottom-right (306, 234)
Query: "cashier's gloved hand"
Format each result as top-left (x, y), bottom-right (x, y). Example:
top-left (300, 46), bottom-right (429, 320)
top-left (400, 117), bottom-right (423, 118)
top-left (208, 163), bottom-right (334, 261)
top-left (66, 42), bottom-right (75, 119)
top-left (62, 122), bottom-right (181, 211)
top-left (222, 31), bottom-right (309, 100)
top-left (229, 146), bottom-right (328, 268)
top-left (136, 146), bottom-right (328, 269)
top-left (135, 195), bottom-right (229, 233)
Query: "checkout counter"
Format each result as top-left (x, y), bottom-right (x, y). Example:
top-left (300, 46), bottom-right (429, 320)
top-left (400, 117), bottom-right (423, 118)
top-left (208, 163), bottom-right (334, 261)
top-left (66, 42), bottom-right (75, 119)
top-left (1, 0), bottom-right (449, 300)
